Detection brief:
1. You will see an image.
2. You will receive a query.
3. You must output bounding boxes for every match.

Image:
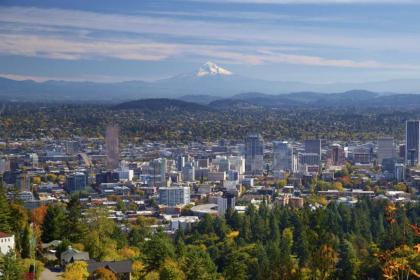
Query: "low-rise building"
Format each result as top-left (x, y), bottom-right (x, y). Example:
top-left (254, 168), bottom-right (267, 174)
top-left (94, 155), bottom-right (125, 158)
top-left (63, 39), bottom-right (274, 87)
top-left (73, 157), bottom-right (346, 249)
top-left (0, 232), bottom-right (15, 255)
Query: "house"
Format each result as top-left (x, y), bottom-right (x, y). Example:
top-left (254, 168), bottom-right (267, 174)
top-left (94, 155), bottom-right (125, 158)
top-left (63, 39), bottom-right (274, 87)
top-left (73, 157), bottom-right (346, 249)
top-left (60, 246), bottom-right (90, 266)
top-left (87, 260), bottom-right (133, 280)
top-left (0, 232), bottom-right (15, 255)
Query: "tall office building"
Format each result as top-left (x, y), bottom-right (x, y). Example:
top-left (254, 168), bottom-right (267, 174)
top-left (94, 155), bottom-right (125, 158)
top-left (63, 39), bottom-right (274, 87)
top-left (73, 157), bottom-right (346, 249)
top-left (217, 193), bottom-right (236, 216)
top-left (377, 137), bottom-right (395, 165)
top-left (304, 139), bottom-right (322, 163)
top-left (176, 155), bottom-right (185, 171)
top-left (273, 141), bottom-right (295, 172)
top-left (394, 163), bottom-right (405, 182)
top-left (245, 134), bottom-right (264, 175)
top-left (105, 125), bottom-right (120, 169)
top-left (182, 161), bottom-right (195, 182)
top-left (65, 172), bottom-right (87, 193)
top-left (405, 120), bottom-right (420, 166)
top-left (327, 144), bottom-right (345, 166)
top-left (159, 186), bottom-right (190, 206)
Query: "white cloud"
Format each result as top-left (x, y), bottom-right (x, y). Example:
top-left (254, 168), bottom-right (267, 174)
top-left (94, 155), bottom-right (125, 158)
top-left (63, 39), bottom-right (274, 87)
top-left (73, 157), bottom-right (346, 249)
top-left (1, 6), bottom-right (419, 53)
top-left (0, 6), bottom-right (419, 72)
top-left (0, 34), bottom-right (179, 61)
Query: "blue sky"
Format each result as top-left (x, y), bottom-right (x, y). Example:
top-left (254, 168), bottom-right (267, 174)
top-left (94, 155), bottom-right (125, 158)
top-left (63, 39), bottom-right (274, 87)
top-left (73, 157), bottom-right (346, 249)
top-left (1, 0), bottom-right (420, 83)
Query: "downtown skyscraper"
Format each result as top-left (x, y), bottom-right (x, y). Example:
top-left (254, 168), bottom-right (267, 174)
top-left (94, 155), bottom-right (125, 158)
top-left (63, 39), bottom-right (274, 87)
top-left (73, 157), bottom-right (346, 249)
top-left (405, 120), bottom-right (420, 166)
top-left (106, 125), bottom-right (120, 169)
top-left (245, 134), bottom-right (264, 175)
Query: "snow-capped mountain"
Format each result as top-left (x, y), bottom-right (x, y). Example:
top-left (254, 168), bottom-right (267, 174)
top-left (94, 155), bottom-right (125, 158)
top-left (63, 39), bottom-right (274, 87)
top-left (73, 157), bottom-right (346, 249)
top-left (196, 61), bottom-right (233, 77)
top-left (1, 61), bottom-right (420, 102)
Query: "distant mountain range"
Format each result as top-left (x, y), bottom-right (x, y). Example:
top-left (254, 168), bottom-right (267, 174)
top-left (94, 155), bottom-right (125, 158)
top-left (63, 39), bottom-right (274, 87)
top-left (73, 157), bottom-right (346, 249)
top-left (1, 61), bottom-right (420, 102)
top-left (111, 90), bottom-right (420, 112)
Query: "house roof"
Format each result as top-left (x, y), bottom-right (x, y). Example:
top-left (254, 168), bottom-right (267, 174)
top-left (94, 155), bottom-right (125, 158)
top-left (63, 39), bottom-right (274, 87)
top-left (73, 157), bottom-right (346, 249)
top-left (0, 232), bottom-right (12, 238)
top-left (61, 247), bottom-right (90, 263)
top-left (87, 260), bottom-right (133, 274)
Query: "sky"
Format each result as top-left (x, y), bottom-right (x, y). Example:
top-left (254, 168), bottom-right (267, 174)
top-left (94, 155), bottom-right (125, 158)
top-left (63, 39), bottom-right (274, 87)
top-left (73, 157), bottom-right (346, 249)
top-left (0, 0), bottom-right (420, 83)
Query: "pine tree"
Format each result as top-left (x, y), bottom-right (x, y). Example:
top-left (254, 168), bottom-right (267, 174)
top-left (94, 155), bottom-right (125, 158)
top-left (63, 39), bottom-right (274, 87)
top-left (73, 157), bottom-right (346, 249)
top-left (336, 239), bottom-right (360, 280)
top-left (21, 224), bottom-right (32, 259)
top-left (0, 183), bottom-right (11, 233)
top-left (41, 204), bottom-right (66, 242)
top-left (182, 246), bottom-right (218, 280)
top-left (66, 195), bottom-right (88, 243)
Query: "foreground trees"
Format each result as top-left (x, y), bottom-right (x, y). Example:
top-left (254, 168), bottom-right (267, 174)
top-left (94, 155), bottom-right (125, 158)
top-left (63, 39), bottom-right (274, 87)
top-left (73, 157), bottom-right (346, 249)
top-left (1, 178), bottom-right (419, 280)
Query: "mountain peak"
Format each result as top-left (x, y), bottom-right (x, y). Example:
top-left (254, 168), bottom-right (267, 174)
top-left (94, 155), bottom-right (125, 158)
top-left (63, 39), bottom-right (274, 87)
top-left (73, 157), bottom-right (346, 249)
top-left (196, 61), bottom-right (233, 77)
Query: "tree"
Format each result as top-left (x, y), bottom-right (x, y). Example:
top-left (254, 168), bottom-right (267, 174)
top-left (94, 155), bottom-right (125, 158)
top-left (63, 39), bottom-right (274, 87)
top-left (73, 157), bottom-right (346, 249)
top-left (21, 258), bottom-right (45, 280)
top-left (66, 195), bottom-right (88, 242)
top-left (31, 176), bottom-right (42, 185)
top-left (223, 249), bottom-right (251, 280)
top-left (31, 205), bottom-right (48, 240)
top-left (131, 261), bottom-right (145, 280)
top-left (181, 246), bottom-right (218, 280)
top-left (142, 234), bottom-right (176, 272)
top-left (310, 244), bottom-right (339, 280)
top-left (91, 268), bottom-right (117, 280)
top-left (41, 204), bottom-right (67, 242)
top-left (60, 261), bottom-right (89, 280)
top-left (82, 208), bottom-right (118, 261)
top-left (0, 184), bottom-right (11, 233)
top-left (0, 251), bottom-right (23, 280)
top-left (9, 202), bottom-right (29, 254)
top-left (159, 258), bottom-right (186, 280)
top-left (333, 182), bottom-right (344, 192)
top-left (336, 239), bottom-right (360, 280)
top-left (20, 224), bottom-right (33, 259)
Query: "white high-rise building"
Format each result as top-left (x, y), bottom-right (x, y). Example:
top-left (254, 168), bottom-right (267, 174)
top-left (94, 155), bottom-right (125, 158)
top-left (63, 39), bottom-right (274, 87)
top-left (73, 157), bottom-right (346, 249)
top-left (228, 156), bottom-right (245, 174)
top-left (159, 186), bottom-right (190, 206)
top-left (273, 141), bottom-right (295, 172)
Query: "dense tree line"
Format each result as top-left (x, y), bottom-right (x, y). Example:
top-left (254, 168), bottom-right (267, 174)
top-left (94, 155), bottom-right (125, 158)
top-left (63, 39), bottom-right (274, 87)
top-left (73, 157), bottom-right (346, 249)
top-left (0, 103), bottom-right (418, 142)
top-left (3, 182), bottom-right (417, 279)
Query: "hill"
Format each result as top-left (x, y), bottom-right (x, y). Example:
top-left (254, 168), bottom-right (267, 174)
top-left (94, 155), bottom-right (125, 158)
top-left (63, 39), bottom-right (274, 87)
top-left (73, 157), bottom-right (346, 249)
top-left (113, 98), bottom-right (213, 112)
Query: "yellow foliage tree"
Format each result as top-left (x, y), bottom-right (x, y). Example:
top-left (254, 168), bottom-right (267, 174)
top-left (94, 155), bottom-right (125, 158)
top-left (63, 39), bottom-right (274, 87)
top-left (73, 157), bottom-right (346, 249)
top-left (119, 246), bottom-right (140, 259)
top-left (91, 268), bottom-right (117, 280)
top-left (333, 182), bottom-right (344, 192)
top-left (31, 176), bottom-right (42, 185)
top-left (60, 261), bottom-right (89, 280)
top-left (132, 261), bottom-right (145, 280)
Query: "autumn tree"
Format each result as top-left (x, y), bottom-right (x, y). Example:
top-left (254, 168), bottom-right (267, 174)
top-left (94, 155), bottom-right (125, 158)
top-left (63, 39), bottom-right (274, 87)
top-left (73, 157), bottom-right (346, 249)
top-left (91, 268), bottom-right (117, 280)
top-left (60, 261), bottom-right (89, 280)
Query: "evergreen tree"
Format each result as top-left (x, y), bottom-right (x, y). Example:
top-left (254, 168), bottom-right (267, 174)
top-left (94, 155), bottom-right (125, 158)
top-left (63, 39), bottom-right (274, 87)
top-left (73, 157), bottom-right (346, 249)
top-left (159, 258), bottom-right (185, 280)
top-left (336, 239), bottom-right (360, 280)
top-left (142, 234), bottom-right (176, 272)
top-left (21, 224), bottom-right (32, 259)
top-left (41, 204), bottom-right (66, 242)
top-left (291, 214), bottom-right (310, 265)
top-left (0, 184), bottom-right (11, 233)
top-left (65, 194), bottom-right (88, 242)
top-left (182, 246), bottom-right (218, 280)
